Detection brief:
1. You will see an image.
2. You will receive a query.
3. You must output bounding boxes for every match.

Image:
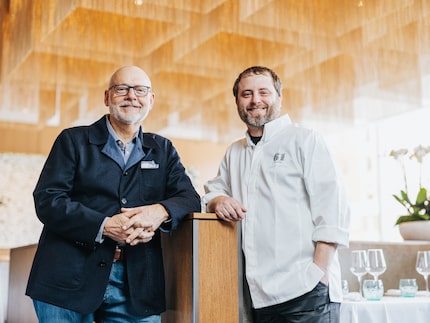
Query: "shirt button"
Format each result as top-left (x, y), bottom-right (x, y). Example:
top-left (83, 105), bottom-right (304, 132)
top-left (121, 198), bottom-right (127, 205)
top-left (123, 171), bottom-right (128, 176)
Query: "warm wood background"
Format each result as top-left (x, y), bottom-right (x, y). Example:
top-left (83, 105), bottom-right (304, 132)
top-left (1, 0), bottom-right (429, 153)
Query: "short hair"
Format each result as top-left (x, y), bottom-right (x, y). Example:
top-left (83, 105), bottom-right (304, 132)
top-left (232, 66), bottom-right (282, 99)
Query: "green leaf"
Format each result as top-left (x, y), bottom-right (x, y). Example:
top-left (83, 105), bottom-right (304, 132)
top-left (401, 190), bottom-right (411, 204)
top-left (417, 213), bottom-right (430, 220)
top-left (395, 215), bottom-right (426, 225)
top-left (393, 194), bottom-right (402, 203)
top-left (416, 188), bottom-right (428, 204)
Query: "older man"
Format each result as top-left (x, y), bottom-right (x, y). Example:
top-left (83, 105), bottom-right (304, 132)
top-left (26, 66), bottom-right (201, 322)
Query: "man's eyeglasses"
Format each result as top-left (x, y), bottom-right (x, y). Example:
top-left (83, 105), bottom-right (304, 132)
top-left (109, 84), bottom-right (151, 97)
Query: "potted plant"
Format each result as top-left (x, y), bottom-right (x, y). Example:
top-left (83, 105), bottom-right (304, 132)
top-left (390, 146), bottom-right (430, 240)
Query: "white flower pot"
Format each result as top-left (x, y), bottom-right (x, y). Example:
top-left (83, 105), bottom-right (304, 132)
top-left (399, 221), bottom-right (430, 241)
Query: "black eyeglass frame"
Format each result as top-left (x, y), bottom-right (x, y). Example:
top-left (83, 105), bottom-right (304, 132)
top-left (108, 84), bottom-right (151, 97)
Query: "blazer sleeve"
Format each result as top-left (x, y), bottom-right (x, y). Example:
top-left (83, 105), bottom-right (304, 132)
top-left (33, 129), bottom-right (108, 249)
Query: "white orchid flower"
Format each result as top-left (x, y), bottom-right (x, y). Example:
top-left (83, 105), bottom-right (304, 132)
top-left (389, 148), bottom-right (408, 160)
top-left (411, 145), bottom-right (430, 163)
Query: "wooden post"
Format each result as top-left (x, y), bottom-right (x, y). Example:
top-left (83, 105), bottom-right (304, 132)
top-left (162, 213), bottom-right (241, 323)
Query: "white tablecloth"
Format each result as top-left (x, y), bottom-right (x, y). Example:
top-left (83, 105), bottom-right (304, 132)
top-left (340, 293), bottom-right (430, 323)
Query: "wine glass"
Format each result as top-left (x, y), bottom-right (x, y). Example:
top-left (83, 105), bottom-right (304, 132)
top-left (416, 250), bottom-right (430, 296)
top-left (350, 250), bottom-right (368, 296)
top-left (366, 249), bottom-right (387, 280)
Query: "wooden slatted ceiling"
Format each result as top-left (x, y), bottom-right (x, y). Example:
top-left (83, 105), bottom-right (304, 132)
top-left (0, 0), bottom-right (429, 141)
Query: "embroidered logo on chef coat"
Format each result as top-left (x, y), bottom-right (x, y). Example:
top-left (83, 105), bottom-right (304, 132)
top-left (273, 153), bottom-right (286, 163)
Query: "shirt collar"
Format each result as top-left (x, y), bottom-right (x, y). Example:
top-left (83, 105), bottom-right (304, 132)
top-left (105, 115), bottom-right (140, 143)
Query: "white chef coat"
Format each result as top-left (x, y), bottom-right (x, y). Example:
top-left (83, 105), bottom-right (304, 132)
top-left (203, 114), bottom-right (350, 308)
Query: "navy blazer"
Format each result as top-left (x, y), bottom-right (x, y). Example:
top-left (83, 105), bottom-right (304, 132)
top-left (26, 116), bottom-right (201, 315)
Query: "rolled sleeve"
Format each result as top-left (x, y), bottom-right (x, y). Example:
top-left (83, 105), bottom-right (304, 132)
top-left (312, 225), bottom-right (350, 248)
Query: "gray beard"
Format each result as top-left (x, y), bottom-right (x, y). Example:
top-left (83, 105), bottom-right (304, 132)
top-left (109, 100), bottom-right (148, 125)
top-left (110, 108), bottom-right (145, 125)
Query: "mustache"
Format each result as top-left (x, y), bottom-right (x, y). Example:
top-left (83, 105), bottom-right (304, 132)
top-left (247, 104), bottom-right (267, 110)
top-left (118, 101), bottom-right (142, 108)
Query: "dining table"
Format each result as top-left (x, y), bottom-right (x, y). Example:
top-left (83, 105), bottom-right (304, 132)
top-left (340, 291), bottom-right (430, 323)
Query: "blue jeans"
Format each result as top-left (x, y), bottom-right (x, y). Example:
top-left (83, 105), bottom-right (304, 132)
top-left (33, 262), bottom-right (161, 323)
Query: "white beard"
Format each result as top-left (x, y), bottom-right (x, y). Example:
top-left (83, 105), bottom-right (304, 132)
top-left (109, 100), bottom-right (149, 125)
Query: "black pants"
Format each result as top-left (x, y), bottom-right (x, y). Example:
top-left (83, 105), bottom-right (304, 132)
top-left (252, 282), bottom-right (340, 323)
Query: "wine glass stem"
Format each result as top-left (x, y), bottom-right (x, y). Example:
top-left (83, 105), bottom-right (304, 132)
top-left (425, 276), bottom-right (429, 296)
top-left (358, 276), bottom-right (363, 297)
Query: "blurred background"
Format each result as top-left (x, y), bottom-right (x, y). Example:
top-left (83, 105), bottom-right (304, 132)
top-left (1, 0), bottom-right (430, 247)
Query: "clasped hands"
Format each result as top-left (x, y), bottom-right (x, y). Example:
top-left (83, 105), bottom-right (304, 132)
top-left (103, 204), bottom-right (169, 246)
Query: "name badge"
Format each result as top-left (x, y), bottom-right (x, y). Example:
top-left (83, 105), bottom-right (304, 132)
top-left (140, 160), bottom-right (159, 169)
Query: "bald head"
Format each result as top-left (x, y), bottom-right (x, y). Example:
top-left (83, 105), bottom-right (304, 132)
top-left (108, 66), bottom-right (152, 89)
